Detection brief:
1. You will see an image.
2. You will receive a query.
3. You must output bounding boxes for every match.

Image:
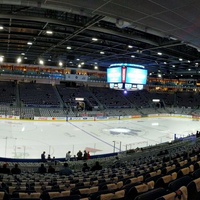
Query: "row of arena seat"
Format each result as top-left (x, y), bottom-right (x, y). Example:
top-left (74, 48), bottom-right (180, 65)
top-left (0, 145), bottom-right (200, 200)
top-left (2, 81), bottom-right (200, 110)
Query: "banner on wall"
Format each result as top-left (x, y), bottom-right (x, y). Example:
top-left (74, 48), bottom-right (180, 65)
top-left (5, 115), bottom-right (20, 119)
top-left (67, 117), bottom-right (94, 121)
top-left (65, 74), bottom-right (88, 82)
top-left (94, 116), bottom-right (109, 121)
top-left (148, 113), bottom-right (170, 117)
top-left (119, 116), bottom-right (132, 120)
top-left (107, 116), bottom-right (119, 120)
top-left (131, 115), bottom-right (141, 118)
top-left (34, 117), bottom-right (49, 120)
top-left (51, 117), bottom-right (66, 121)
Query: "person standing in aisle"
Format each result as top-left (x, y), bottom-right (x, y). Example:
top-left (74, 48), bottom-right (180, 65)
top-left (65, 151), bottom-right (71, 161)
top-left (41, 151), bottom-right (46, 162)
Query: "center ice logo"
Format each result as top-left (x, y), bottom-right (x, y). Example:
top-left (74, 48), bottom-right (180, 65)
top-left (108, 128), bottom-right (142, 136)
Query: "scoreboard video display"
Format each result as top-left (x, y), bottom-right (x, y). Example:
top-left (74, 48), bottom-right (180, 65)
top-left (125, 67), bottom-right (147, 84)
top-left (107, 63), bottom-right (148, 91)
top-left (107, 67), bottom-right (122, 83)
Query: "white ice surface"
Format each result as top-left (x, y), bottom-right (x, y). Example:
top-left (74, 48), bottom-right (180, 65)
top-left (0, 117), bottom-right (198, 158)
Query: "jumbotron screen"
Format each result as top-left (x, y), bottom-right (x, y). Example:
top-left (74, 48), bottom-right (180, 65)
top-left (107, 63), bottom-right (148, 91)
top-left (107, 67), bottom-right (122, 83)
top-left (125, 67), bottom-right (147, 84)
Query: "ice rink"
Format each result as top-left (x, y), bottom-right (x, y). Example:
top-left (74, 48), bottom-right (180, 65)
top-left (0, 117), bottom-right (198, 159)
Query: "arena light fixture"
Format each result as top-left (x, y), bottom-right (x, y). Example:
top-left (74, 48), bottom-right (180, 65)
top-left (152, 99), bottom-right (160, 102)
top-left (92, 37), bottom-right (98, 41)
top-left (100, 51), bottom-right (105, 54)
top-left (123, 90), bottom-right (127, 94)
top-left (128, 45), bottom-right (133, 48)
top-left (17, 57), bottom-right (22, 63)
top-left (0, 26), bottom-right (3, 30)
top-left (0, 56), bottom-right (4, 62)
top-left (46, 30), bottom-right (53, 35)
top-left (94, 66), bottom-right (98, 69)
top-left (24, 57), bottom-right (28, 60)
top-left (39, 59), bottom-right (44, 65)
top-left (179, 58), bottom-right (183, 61)
top-left (78, 64), bottom-right (81, 68)
top-left (131, 55), bottom-right (135, 58)
top-left (27, 42), bottom-right (33, 45)
top-left (66, 46), bottom-right (71, 50)
top-left (59, 61), bottom-right (63, 67)
top-left (157, 52), bottom-right (162, 55)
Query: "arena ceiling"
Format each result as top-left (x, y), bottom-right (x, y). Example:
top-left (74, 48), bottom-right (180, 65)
top-left (0, 0), bottom-right (200, 79)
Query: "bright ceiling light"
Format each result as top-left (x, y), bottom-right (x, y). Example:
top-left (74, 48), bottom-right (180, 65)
top-left (128, 45), bottom-right (133, 48)
top-left (163, 62), bottom-right (167, 64)
top-left (48, 59), bottom-right (51, 62)
top-left (94, 66), bottom-right (98, 69)
top-left (188, 68), bottom-right (191, 71)
top-left (157, 52), bottom-right (162, 55)
top-left (66, 46), bottom-right (71, 50)
top-left (17, 57), bottom-right (22, 63)
top-left (24, 57), bottom-right (27, 60)
top-left (100, 51), bottom-right (105, 54)
top-left (172, 65), bottom-right (175, 67)
top-left (131, 55), bottom-right (135, 58)
top-left (0, 56), bottom-right (4, 62)
top-left (81, 62), bottom-right (84, 65)
top-left (46, 30), bottom-right (53, 34)
top-left (78, 64), bottom-right (81, 68)
top-left (179, 58), bottom-right (183, 61)
top-left (21, 53), bottom-right (25, 56)
top-left (0, 26), bottom-right (3, 30)
top-left (92, 38), bottom-right (98, 41)
top-left (27, 42), bottom-right (33, 45)
top-left (76, 58), bottom-right (80, 61)
top-left (59, 61), bottom-right (63, 67)
top-left (188, 60), bottom-right (191, 63)
top-left (39, 59), bottom-right (44, 65)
